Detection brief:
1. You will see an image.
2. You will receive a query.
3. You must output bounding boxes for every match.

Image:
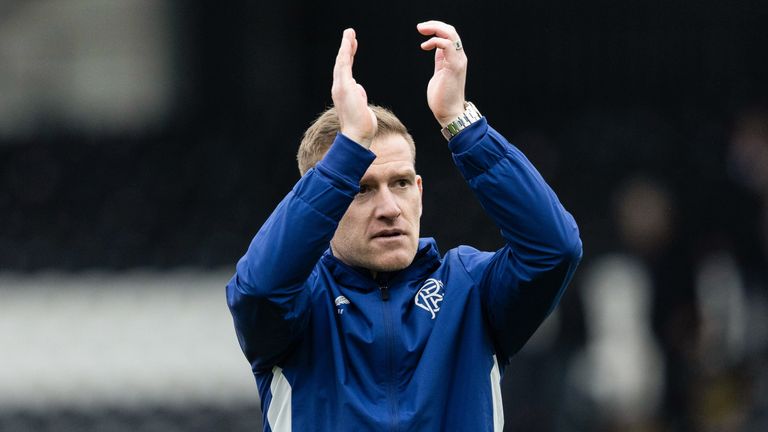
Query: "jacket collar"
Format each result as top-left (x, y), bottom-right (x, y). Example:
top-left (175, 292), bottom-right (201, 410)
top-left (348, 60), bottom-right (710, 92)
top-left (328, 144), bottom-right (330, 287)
top-left (320, 238), bottom-right (442, 290)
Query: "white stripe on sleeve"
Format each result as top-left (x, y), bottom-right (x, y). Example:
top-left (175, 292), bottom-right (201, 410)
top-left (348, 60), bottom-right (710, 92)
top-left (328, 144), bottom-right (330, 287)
top-left (491, 355), bottom-right (504, 432)
top-left (267, 366), bottom-right (292, 432)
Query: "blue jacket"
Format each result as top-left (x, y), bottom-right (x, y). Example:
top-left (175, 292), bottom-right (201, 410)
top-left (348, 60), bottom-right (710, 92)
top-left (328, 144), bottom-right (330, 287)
top-left (227, 118), bottom-right (582, 431)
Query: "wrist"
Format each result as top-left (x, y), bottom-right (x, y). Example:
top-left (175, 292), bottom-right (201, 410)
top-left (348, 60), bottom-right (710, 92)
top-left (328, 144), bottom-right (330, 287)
top-left (340, 129), bottom-right (373, 149)
top-left (440, 102), bottom-right (482, 141)
top-left (437, 107), bottom-right (466, 128)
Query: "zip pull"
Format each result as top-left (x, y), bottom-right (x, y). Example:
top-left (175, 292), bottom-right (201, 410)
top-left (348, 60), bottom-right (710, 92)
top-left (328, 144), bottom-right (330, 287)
top-left (379, 285), bottom-right (390, 301)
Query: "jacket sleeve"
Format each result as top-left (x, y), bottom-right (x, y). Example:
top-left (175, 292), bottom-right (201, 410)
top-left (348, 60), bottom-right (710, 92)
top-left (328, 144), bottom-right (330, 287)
top-left (449, 118), bottom-right (583, 361)
top-left (226, 134), bottom-right (375, 372)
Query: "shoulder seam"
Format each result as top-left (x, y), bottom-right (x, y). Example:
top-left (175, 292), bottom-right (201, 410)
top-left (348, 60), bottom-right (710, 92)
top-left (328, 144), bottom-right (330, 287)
top-left (453, 246), bottom-right (482, 286)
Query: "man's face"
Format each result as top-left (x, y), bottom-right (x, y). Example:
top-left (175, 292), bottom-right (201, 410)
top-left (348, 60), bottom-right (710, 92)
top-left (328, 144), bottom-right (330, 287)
top-left (331, 133), bottom-right (423, 273)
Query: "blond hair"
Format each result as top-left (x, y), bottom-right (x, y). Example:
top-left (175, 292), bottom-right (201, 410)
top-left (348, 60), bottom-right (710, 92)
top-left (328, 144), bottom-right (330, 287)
top-left (297, 105), bottom-right (415, 175)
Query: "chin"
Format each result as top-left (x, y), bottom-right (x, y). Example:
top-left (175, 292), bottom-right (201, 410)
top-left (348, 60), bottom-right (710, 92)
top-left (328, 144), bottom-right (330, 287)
top-left (369, 250), bottom-right (415, 273)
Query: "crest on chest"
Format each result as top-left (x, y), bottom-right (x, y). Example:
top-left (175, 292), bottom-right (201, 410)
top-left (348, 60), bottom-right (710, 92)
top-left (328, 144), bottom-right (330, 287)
top-left (414, 278), bottom-right (444, 319)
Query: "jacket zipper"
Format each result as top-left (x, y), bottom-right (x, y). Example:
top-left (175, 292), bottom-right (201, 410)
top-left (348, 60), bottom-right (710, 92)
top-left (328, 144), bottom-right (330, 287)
top-left (379, 282), bottom-right (399, 431)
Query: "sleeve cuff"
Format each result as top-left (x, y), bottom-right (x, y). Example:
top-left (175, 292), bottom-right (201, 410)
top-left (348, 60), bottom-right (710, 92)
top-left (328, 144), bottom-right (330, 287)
top-left (447, 117), bottom-right (489, 154)
top-left (449, 118), bottom-right (514, 179)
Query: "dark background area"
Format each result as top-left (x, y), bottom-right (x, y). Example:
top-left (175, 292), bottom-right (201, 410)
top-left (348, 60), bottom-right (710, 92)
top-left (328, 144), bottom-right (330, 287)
top-left (2, 0), bottom-right (764, 270)
top-left (2, 0), bottom-right (767, 431)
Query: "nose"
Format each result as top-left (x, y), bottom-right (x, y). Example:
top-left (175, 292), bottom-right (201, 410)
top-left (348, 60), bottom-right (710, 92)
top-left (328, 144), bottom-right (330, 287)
top-left (373, 188), bottom-right (402, 221)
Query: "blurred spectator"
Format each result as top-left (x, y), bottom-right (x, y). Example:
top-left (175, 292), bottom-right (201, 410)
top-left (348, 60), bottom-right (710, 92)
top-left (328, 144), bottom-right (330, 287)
top-left (562, 177), bottom-right (672, 431)
top-left (567, 254), bottom-right (665, 431)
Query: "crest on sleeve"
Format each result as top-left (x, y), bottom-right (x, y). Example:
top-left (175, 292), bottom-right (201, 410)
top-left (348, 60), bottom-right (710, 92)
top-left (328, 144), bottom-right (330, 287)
top-left (415, 278), bottom-right (444, 319)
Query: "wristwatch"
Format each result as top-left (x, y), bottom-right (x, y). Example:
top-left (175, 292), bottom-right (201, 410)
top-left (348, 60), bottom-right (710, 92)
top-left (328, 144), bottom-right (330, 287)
top-left (440, 102), bottom-right (482, 141)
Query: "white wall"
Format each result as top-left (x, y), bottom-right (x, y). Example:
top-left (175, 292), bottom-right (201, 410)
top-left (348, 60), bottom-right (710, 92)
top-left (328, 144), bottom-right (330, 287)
top-left (0, 270), bottom-right (257, 410)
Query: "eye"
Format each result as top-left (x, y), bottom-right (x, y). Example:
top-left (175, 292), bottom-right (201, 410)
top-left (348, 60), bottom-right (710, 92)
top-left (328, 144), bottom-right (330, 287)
top-left (395, 179), bottom-right (411, 188)
top-left (357, 184), bottom-right (371, 195)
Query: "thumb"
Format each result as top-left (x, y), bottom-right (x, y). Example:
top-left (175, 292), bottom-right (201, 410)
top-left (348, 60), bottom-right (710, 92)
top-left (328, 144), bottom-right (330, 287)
top-left (434, 49), bottom-right (445, 73)
top-left (357, 83), bottom-right (367, 101)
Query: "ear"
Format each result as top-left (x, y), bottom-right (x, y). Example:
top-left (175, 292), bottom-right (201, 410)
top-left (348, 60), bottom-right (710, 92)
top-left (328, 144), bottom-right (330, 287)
top-left (416, 175), bottom-right (423, 217)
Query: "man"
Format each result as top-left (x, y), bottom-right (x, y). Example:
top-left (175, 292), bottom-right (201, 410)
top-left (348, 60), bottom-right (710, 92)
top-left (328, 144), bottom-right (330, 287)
top-left (227, 20), bottom-right (582, 431)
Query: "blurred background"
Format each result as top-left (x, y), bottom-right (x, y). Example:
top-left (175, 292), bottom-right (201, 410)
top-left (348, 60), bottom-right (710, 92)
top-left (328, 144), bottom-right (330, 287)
top-left (1, 0), bottom-right (767, 431)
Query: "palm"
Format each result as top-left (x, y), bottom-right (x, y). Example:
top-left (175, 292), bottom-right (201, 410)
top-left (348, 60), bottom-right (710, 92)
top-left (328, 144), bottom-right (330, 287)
top-left (332, 29), bottom-right (377, 147)
top-left (427, 65), bottom-right (461, 118)
top-left (418, 22), bottom-right (467, 127)
top-left (343, 82), bottom-right (377, 139)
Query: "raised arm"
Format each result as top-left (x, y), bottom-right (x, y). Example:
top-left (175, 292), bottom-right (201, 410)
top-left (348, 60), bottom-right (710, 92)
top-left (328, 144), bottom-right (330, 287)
top-left (226, 29), bottom-right (377, 372)
top-left (418, 21), bottom-right (582, 361)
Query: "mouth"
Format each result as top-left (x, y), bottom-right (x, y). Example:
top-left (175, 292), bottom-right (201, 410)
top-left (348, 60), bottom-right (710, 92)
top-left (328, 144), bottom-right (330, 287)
top-left (371, 229), bottom-right (406, 240)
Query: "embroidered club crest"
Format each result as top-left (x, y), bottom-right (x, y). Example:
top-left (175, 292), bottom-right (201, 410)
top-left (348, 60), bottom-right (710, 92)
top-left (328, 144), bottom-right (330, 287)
top-left (334, 296), bottom-right (350, 306)
top-left (335, 295), bottom-right (350, 315)
top-left (415, 278), bottom-right (444, 319)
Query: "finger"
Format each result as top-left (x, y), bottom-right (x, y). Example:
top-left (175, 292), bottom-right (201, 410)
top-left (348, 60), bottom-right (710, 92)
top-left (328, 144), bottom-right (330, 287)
top-left (349, 34), bottom-right (358, 70)
top-left (420, 36), bottom-right (453, 52)
top-left (421, 35), bottom-right (466, 66)
top-left (416, 20), bottom-right (459, 41)
top-left (333, 28), bottom-right (356, 82)
top-left (419, 30), bottom-right (466, 65)
top-left (333, 38), bottom-right (350, 81)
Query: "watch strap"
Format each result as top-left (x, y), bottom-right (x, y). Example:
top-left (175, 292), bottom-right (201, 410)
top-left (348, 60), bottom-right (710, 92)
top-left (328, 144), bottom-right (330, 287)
top-left (440, 102), bottom-right (482, 141)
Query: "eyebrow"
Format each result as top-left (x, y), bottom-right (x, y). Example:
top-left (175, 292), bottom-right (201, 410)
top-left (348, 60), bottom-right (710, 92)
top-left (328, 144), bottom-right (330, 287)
top-left (391, 168), bottom-right (416, 178)
top-left (360, 167), bottom-right (416, 184)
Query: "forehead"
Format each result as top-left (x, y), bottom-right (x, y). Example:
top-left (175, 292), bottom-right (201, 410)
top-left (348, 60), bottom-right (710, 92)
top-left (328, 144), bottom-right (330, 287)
top-left (368, 134), bottom-right (414, 169)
